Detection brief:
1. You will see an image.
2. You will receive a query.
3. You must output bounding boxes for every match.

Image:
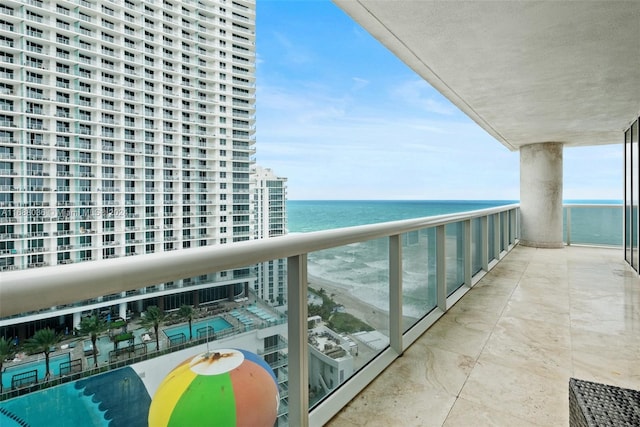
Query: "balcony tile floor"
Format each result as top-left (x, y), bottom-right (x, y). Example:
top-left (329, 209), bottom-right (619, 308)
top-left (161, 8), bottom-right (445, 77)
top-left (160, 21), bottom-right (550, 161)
top-left (326, 245), bottom-right (640, 426)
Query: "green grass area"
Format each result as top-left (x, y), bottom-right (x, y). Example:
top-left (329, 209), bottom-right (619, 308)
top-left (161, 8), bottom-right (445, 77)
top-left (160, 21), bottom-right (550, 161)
top-left (328, 312), bottom-right (373, 334)
top-left (113, 332), bottom-right (134, 343)
top-left (309, 287), bottom-right (373, 334)
top-left (110, 320), bottom-right (126, 329)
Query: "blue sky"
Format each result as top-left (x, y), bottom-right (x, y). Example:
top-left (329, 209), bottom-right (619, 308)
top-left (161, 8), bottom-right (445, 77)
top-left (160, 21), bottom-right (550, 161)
top-left (254, 1), bottom-right (622, 201)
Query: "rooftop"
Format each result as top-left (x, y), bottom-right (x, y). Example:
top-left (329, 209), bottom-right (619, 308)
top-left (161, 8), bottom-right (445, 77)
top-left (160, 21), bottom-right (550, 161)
top-left (309, 324), bottom-right (353, 361)
top-left (327, 245), bottom-right (640, 426)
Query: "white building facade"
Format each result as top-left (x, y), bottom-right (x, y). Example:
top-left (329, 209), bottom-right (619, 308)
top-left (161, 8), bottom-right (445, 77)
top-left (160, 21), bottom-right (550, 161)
top-left (253, 166), bottom-right (287, 306)
top-left (308, 321), bottom-right (355, 403)
top-left (0, 0), bottom-right (259, 336)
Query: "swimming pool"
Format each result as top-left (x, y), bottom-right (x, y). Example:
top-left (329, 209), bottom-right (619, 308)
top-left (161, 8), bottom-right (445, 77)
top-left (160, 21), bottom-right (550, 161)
top-left (2, 352), bottom-right (71, 390)
top-left (82, 335), bottom-right (115, 366)
top-left (163, 317), bottom-right (233, 341)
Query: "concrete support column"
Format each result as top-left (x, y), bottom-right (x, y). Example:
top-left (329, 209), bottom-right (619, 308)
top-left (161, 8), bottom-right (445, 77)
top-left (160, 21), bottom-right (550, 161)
top-left (193, 289), bottom-right (199, 308)
top-left (119, 302), bottom-right (127, 320)
top-left (520, 142), bottom-right (564, 248)
top-left (73, 311), bottom-right (82, 329)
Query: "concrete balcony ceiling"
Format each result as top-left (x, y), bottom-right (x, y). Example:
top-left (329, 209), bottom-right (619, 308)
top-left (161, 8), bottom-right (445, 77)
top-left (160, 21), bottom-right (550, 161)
top-left (333, 1), bottom-right (640, 150)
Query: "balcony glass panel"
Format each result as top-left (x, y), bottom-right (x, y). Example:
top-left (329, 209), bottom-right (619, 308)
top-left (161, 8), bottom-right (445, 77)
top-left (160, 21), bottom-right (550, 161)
top-left (471, 217), bottom-right (483, 276)
top-left (500, 211), bottom-right (508, 252)
top-left (564, 205), bottom-right (623, 246)
top-left (445, 222), bottom-right (465, 296)
top-left (625, 128), bottom-right (632, 264)
top-left (308, 237), bottom-right (389, 409)
top-left (633, 121), bottom-right (639, 269)
top-left (402, 228), bottom-right (437, 331)
top-left (488, 214), bottom-right (496, 262)
top-left (0, 204), bottom-right (524, 425)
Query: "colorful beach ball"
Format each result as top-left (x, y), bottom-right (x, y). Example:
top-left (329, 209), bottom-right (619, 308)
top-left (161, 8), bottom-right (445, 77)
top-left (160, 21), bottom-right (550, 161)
top-left (149, 348), bottom-right (279, 427)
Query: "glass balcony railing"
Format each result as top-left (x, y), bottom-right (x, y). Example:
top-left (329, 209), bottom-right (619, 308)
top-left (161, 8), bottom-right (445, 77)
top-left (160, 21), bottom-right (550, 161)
top-left (0, 204), bottom-right (623, 425)
top-left (563, 203), bottom-right (622, 246)
top-left (0, 204), bottom-right (520, 426)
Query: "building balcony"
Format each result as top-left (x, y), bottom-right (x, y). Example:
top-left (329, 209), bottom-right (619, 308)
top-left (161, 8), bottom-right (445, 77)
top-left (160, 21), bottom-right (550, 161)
top-left (0, 204), bottom-right (635, 426)
top-left (326, 244), bottom-right (640, 426)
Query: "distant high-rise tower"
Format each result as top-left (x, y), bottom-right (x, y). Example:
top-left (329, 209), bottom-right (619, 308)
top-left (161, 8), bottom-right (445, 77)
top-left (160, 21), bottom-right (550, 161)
top-left (254, 166), bottom-right (287, 306)
top-left (0, 0), bottom-right (258, 334)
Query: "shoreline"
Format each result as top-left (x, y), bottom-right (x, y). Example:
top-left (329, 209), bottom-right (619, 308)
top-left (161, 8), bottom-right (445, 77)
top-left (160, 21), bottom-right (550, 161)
top-left (308, 274), bottom-right (421, 334)
top-left (308, 274), bottom-right (389, 332)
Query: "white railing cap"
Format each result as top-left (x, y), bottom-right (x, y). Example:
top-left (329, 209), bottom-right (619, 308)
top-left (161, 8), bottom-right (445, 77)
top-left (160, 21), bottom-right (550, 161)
top-left (0, 204), bottom-right (518, 318)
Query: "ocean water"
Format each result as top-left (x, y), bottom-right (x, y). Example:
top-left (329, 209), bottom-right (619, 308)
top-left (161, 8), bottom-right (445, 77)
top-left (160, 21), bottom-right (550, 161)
top-left (287, 200), bottom-right (516, 232)
top-left (287, 199), bottom-right (623, 238)
top-left (288, 200), bottom-right (622, 319)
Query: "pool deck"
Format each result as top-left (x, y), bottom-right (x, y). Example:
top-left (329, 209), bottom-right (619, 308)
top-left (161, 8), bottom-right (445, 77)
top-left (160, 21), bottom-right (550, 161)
top-left (2, 295), bottom-right (283, 379)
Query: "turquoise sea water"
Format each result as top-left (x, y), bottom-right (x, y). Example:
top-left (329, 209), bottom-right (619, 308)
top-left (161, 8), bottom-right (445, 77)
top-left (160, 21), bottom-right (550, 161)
top-left (287, 200), bottom-right (622, 318)
top-left (287, 200), bottom-right (517, 232)
top-left (288, 199), bottom-right (622, 233)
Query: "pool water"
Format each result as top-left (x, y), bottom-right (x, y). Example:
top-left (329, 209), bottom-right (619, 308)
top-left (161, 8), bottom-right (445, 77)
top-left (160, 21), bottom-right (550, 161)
top-left (83, 335), bottom-right (116, 366)
top-left (0, 367), bottom-right (150, 427)
top-left (163, 317), bottom-right (232, 340)
top-left (2, 352), bottom-right (71, 390)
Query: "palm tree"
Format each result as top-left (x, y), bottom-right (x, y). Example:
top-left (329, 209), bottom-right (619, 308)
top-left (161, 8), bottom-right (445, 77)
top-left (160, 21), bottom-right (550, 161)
top-left (24, 328), bottom-right (63, 381)
top-left (177, 305), bottom-right (195, 340)
top-left (140, 306), bottom-right (165, 351)
top-left (76, 315), bottom-right (108, 367)
top-left (0, 336), bottom-right (15, 393)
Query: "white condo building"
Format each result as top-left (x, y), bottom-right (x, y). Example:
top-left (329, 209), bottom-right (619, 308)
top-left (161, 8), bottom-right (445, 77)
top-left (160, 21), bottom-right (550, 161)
top-left (0, 0), bottom-right (262, 338)
top-left (308, 316), bottom-right (355, 403)
top-left (254, 165), bottom-right (287, 306)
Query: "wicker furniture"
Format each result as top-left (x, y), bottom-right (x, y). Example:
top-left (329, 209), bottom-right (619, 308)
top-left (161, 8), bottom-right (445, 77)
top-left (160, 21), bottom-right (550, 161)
top-left (569, 378), bottom-right (640, 426)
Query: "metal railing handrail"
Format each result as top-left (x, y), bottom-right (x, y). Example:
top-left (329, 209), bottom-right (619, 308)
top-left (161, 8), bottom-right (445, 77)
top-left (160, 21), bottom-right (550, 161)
top-left (0, 203), bottom-right (519, 318)
top-left (564, 203), bottom-right (622, 208)
top-left (2, 203), bottom-right (523, 426)
top-left (0, 203), bottom-right (628, 425)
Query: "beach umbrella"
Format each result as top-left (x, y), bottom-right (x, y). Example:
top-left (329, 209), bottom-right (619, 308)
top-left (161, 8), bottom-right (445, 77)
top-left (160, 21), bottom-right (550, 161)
top-left (148, 348), bottom-right (279, 427)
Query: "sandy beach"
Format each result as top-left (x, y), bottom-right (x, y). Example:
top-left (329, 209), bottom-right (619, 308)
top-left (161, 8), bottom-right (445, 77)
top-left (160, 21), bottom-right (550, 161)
top-left (308, 274), bottom-right (418, 334)
top-left (308, 274), bottom-right (389, 332)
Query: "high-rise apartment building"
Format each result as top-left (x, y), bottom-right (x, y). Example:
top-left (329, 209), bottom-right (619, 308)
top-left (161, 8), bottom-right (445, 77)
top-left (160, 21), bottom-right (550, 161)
top-left (254, 166), bottom-right (287, 306)
top-left (0, 0), bottom-right (259, 336)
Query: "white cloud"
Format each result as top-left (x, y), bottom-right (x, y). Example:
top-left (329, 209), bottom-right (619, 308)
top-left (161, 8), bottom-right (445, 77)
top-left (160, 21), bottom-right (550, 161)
top-left (268, 31), bottom-right (316, 65)
top-left (351, 77), bottom-right (370, 91)
top-left (255, 79), bottom-right (525, 200)
top-left (254, 3), bottom-right (621, 201)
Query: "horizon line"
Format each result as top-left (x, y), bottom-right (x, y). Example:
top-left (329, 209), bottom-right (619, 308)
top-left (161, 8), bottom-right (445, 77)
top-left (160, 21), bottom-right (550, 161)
top-left (286, 198), bottom-right (623, 202)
